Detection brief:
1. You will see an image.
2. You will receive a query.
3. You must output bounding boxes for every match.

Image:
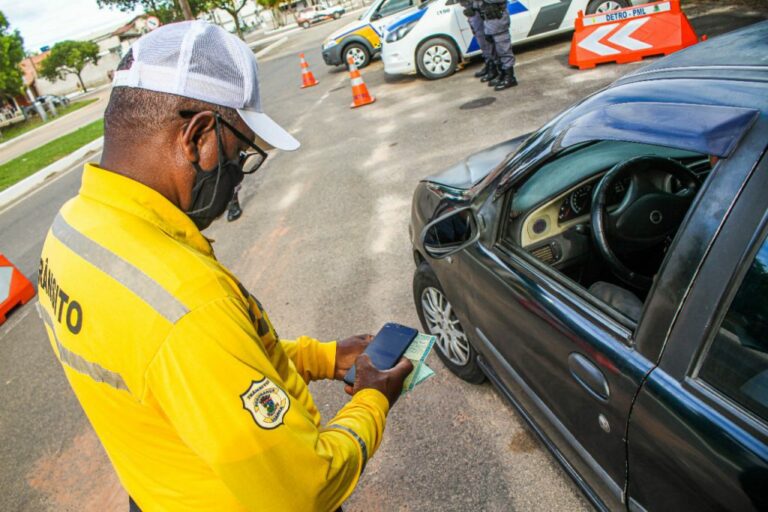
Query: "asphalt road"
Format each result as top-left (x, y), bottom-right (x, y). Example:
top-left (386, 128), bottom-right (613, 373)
top-left (0, 3), bottom-right (765, 511)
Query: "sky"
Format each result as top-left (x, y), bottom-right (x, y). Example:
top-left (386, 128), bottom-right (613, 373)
top-left (0, 0), bottom-right (144, 52)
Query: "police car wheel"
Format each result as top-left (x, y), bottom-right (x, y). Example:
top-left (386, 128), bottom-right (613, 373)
top-left (416, 37), bottom-right (459, 80)
top-left (414, 261), bottom-right (485, 384)
top-left (344, 43), bottom-right (370, 68)
top-left (586, 0), bottom-right (630, 14)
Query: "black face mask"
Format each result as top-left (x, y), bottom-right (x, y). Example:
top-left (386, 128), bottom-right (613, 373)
top-left (185, 117), bottom-right (244, 230)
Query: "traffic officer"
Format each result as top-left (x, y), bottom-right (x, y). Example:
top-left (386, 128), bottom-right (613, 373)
top-left (481, 0), bottom-right (518, 90)
top-left (459, 0), bottom-right (497, 82)
top-left (37, 21), bottom-right (412, 512)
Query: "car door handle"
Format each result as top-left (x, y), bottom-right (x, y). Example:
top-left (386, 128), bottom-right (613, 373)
top-left (568, 353), bottom-right (610, 401)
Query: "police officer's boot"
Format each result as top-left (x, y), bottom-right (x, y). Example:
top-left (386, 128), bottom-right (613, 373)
top-left (474, 60), bottom-right (490, 78)
top-left (488, 62), bottom-right (504, 87)
top-left (494, 67), bottom-right (518, 91)
top-left (480, 61), bottom-right (499, 83)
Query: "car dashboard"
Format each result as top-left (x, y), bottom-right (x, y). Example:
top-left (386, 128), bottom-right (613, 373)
top-left (509, 155), bottom-right (712, 268)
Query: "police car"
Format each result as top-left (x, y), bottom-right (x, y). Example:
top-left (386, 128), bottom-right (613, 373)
top-left (382, 0), bottom-right (643, 79)
top-left (321, 0), bottom-right (422, 68)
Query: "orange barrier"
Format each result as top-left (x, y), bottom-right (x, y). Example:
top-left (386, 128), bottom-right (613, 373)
top-left (0, 254), bottom-right (35, 324)
top-left (347, 56), bottom-right (375, 108)
top-left (299, 53), bottom-right (319, 88)
top-left (569, 0), bottom-right (698, 70)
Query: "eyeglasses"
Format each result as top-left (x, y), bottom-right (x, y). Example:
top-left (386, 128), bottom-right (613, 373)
top-left (180, 110), bottom-right (268, 174)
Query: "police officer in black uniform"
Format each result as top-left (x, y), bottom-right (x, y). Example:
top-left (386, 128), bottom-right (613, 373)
top-left (481, 0), bottom-right (517, 90)
top-left (459, 0), bottom-right (496, 81)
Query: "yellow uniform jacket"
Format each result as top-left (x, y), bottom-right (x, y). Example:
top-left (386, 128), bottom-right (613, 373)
top-left (37, 164), bottom-right (390, 511)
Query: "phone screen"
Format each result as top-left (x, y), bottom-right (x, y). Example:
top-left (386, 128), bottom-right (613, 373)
top-left (343, 323), bottom-right (418, 386)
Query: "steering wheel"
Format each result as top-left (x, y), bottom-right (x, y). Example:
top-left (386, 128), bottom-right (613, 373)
top-left (591, 155), bottom-right (700, 289)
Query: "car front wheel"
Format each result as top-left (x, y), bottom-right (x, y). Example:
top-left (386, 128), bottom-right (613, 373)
top-left (416, 37), bottom-right (459, 80)
top-left (413, 261), bottom-right (485, 383)
top-left (344, 43), bottom-right (370, 68)
top-left (586, 0), bottom-right (630, 14)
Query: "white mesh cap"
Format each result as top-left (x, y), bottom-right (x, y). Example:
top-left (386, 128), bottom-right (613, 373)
top-left (114, 21), bottom-right (299, 151)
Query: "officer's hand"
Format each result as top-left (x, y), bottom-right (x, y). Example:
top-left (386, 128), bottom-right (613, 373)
top-left (334, 334), bottom-right (373, 380)
top-left (345, 354), bottom-right (414, 408)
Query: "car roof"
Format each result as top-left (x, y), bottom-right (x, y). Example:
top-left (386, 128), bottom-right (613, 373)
top-left (617, 20), bottom-right (768, 83)
top-left (548, 22), bottom-right (768, 158)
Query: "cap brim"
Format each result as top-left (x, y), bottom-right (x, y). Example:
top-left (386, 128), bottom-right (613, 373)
top-left (237, 108), bottom-right (300, 151)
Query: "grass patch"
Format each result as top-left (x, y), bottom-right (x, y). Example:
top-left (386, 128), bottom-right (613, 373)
top-left (0, 99), bottom-right (99, 143)
top-left (0, 118), bottom-right (103, 191)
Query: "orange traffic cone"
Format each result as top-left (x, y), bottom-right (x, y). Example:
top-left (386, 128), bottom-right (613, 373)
top-left (0, 253), bottom-right (35, 324)
top-left (299, 53), bottom-right (318, 88)
top-left (347, 56), bottom-right (375, 108)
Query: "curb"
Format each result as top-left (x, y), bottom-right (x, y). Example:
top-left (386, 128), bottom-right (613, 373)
top-left (0, 137), bottom-right (104, 210)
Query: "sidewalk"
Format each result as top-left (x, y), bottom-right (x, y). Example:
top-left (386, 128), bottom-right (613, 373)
top-left (0, 89), bottom-right (109, 166)
top-left (0, 137), bottom-right (103, 212)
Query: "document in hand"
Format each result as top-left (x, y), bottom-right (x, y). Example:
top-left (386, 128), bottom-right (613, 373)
top-left (402, 333), bottom-right (436, 393)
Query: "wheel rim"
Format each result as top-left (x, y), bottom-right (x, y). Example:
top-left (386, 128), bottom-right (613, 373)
top-left (421, 286), bottom-right (471, 366)
top-left (347, 47), bottom-right (366, 67)
top-left (595, 1), bottom-right (623, 12)
top-left (423, 45), bottom-right (453, 75)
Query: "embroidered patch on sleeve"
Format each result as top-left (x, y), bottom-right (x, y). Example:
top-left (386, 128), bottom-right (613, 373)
top-left (241, 378), bottom-right (290, 429)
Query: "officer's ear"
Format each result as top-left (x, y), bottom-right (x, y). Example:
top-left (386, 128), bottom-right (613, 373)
top-left (180, 111), bottom-right (218, 170)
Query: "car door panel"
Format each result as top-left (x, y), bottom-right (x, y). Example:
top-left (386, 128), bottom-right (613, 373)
top-left (628, 146), bottom-right (768, 511)
top-left (457, 241), bottom-right (652, 509)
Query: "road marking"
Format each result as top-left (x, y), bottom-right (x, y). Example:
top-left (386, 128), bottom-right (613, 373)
top-left (577, 24), bottom-right (620, 56)
top-left (0, 298), bottom-right (35, 336)
top-left (608, 18), bottom-right (651, 50)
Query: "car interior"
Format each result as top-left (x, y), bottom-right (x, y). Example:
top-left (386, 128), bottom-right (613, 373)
top-left (503, 140), bottom-right (714, 323)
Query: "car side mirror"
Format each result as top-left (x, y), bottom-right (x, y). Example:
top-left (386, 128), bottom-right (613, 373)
top-left (420, 207), bottom-right (480, 259)
top-left (370, 12), bottom-right (382, 20)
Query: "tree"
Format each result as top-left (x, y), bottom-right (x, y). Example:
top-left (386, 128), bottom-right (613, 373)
top-left (207, 0), bottom-right (249, 39)
top-left (0, 11), bottom-right (25, 100)
top-left (256, 0), bottom-right (285, 28)
top-left (39, 40), bottom-right (100, 93)
top-left (96, 0), bottom-right (207, 23)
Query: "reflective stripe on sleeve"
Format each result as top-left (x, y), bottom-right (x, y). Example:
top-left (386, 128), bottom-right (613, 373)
top-left (325, 424), bottom-right (368, 474)
top-left (38, 303), bottom-right (129, 392)
top-left (51, 213), bottom-right (189, 323)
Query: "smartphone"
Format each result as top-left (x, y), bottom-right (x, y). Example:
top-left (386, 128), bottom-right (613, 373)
top-left (343, 323), bottom-right (418, 386)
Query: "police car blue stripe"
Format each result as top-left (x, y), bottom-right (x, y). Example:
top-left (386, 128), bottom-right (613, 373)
top-left (465, 1), bottom-right (527, 54)
top-left (386, 7), bottom-right (427, 32)
top-left (508, 0), bottom-right (528, 15)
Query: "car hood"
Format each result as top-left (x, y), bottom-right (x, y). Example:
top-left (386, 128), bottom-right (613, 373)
top-left (423, 134), bottom-right (528, 190)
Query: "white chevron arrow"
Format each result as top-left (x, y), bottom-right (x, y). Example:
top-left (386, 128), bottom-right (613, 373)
top-left (608, 18), bottom-right (652, 50)
top-left (578, 24), bottom-right (620, 56)
top-left (0, 267), bottom-right (12, 304)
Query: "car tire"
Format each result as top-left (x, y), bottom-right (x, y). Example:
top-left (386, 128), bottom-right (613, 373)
top-left (333, 11), bottom-right (341, 19)
top-left (416, 37), bottom-right (459, 80)
top-left (301, 21), bottom-right (310, 28)
top-left (585, 0), bottom-right (630, 14)
top-left (344, 42), bottom-right (370, 68)
top-left (413, 261), bottom-right (485, 384)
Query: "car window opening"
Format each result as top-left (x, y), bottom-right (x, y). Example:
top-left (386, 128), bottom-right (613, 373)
top-left (500, 139), bottom-right (714, 327)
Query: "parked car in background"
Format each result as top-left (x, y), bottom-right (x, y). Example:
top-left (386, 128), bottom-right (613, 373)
top-left (36, 95), bottom-right (70, 107)
top-left (410, 22), bottom-right (768, 511)
top-left (382, 0), bottom-right (642, 79)
top-left (322, 0), bottom-right (419, 68)
top-left (298, 2), bottom-right (345, 28)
